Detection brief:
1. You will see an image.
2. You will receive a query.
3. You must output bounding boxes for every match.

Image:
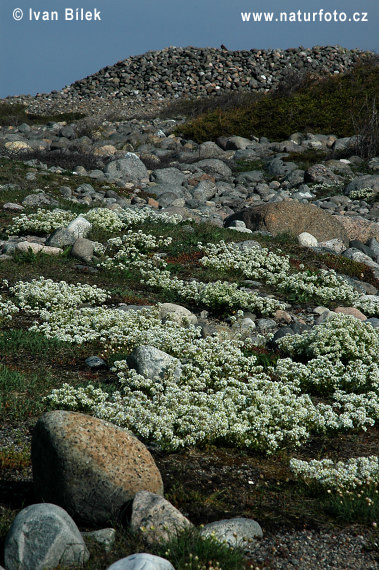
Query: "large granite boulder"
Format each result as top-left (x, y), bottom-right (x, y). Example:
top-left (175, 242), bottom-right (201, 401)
top-left (225, 201), bottom-right (349, 245)
top-left (32, 411), bottom-right (164, 525)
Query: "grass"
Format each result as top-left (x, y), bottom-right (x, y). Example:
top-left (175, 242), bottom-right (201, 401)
top-left (174, 60), bottom-right (379, 147)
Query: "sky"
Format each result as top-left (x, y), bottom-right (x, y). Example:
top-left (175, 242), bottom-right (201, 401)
top-left (0, 0), bottom-right (378, 98)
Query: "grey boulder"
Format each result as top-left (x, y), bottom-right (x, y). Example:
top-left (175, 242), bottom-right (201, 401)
top-left (150, 167), bottom-right (187, 186)
top-left (105, 153), bottom-right (148, 182)
top-left (71, 237), bottom-right (95, 262)
top-left (4, 503), bottom-right (89, 570)
top-left (127, 345), bottom-right (182, 380)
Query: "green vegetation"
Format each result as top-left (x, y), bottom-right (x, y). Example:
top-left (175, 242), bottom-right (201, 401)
top-left (175, 60), bottom-right (379, 144)
top-left (0, 102), bottom-right (85, 127)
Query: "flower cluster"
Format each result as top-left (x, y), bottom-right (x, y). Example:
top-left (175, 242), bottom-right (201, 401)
top-left (289, 456), bottom-right (378, 492)
top-left (82, 208), bottom-right (124, 232)
top-left (199, 241), bottom-right (369, 309)
top-left (10, 277), bottom-right (109, 312)
top-left (276, 313), bottom-right (379, 365)
top-left (349, 187), bottom-right (376, 200)
top-left (140, 266), bottom-right (285, 315)
top-left (0, 295), bottom-right (19, 324)
top-left (117, 207), bottom-right (183, 227)
top-left (99, 230), bottom-right (172, 272)
top-left (7, 208), bottom-right (76, 235)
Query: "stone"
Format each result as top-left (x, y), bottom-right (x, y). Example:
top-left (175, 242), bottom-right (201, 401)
top-left (317, 238), bottom-right (346, 254)
top-left (127, 345), bottom-right (182, 380)
top-left (22, 192), bottom-right (58, 207)
top-left (82, 528), bottom-right (116, 552)
top-left (107, 553), bottom-right (175, 570)
top-left (199, 141), bottom-right (226, 159)
top-left (200, 517), bottom-right (263, 548)
top-left (4, 503), bottom-right (89, 570)
top-left (46, 228), bottom-right (77, 248)
top-left (15, 242), bottom-right (43, 254)
top-left (2, 202), bottom-right (24, 211)
top-left (85, 356), bottom-right (107, 369)
top-left (225, 202), bottom-right (349, 246)
top-left (66, 216), bottom-right (92, 239)
top-left (150, 167), bottom-right (187, 186)
top-left (235, 240), bottom-right (262, 250)
top-left (334, 307), bottom-right (367, 321)
top-left (131, 491), bottom-right (192, 544)
top-left (32, 411), bottom-right (164, 525)
top-left (195, 159), bottom-right (232, 179)
top-left (71, 238), bottom-right (95, 262)
top-left (298, 232), bottom-right (318, 247)
top-left (159, 303), bottom-right (197, 325)
top-left (334, 215), bottom-right (379, 242)
top-left (345, 174), bottom-right (379, 198)
top-left (304, 164), bottom-right (341, 185)
top-left (343, 248), bottom-right (379, 269)
top-left (267, 158), bottom-right (298, 177)
top-left (105, 153), bottom-right (148, 182)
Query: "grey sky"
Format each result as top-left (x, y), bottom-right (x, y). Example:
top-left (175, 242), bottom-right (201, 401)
top-left (0, 0), bottom-right (378, 98)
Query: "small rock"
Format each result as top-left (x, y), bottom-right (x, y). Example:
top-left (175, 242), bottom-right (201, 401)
top-left (334, 307), bottom-right (367, 321)
top-left (298, 232), bottom-right (318, 247)
top-left (131, 490), bottom-right (192, 544)
top-left (200, 517), bottom-right (263, 548)
top-left (159, 303), bottom-right (197, 325)
top-left (107, 553), bottom-right (175, 570)
top-left (82, 528), bottom-right (116, 552)
top-left (71, 238), bottom-right (94, 263)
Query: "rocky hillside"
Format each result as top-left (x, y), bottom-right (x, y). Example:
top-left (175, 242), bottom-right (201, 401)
top-left (0, 49), bottom-right (378, 570)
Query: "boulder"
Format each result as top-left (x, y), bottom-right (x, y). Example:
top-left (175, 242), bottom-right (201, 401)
top-left (66, 216), bottom-right (92, 239)
top-left (334, 215), bottom-right (379, 242)
top-left (304, 164), bottom-right (341, 185)
top-left (150, 167), bottom-right (187, 186)
top-left (46, 228), bottom-right (77, 248)
top-left (131, 491), bottom-right (192, 544)
top-left (200, 517), bottom-right (263, 548)
top-left (22, 193), bottom-right (58, 207)
top-left (32, 411), bottom-right (164, 525)
top-left (195, 159), bottom-right (232, 179)
top-left (225, 202), bottom-right (349, 245)
top-left (107, 553), bottom-right (175, 570)
top-left (159, 303), bottom-right (197, 326)
top-left (127, 345), bottom-right (182, 380)
top-left (105, 153), bottom-right (148, 182)
top-left (4, 503), bottom-right (89, 570)
top-left (71, 237), bottom-right (95, 262)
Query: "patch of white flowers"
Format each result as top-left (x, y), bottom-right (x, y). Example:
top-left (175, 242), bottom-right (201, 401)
top-left (199, 241), bottom-right (378, 315)
top-left (7, 208), bottom-right (76, 235)
top-left (100, 231), bottom-right (172, 272)
top-left (140, 266), bottom-right (285, 315)
top-left (117, 207), bottom-right (183, 227)
top-left (289, 456), bottom-right (378, 502)
top-left (10, 277), bottom-right (109, 313)
top-left (349, 187), bottom-right (376, 200)
top-left (82, 208), bottom-right (124, 232)
top-left (0, 295), bottom-right (19, 324)
top-left (277, 314), bottom-right (379, 365)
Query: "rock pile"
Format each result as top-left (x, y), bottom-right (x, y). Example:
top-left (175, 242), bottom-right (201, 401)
top-left (2, 45), bottom-right (371, 113)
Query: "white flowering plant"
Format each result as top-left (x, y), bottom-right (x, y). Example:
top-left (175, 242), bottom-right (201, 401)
top-left (7, 208), bottom-right (76, 235)
top-left (289, 456), bottom-right (378, 521)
